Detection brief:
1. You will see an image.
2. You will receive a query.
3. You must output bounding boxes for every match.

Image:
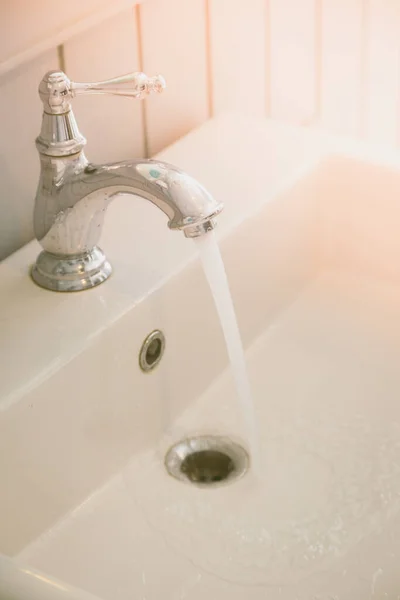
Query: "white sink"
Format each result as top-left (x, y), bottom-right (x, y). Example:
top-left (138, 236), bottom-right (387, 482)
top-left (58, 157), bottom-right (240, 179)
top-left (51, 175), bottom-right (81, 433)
top-left (1, 114), bottom-right (400, 599)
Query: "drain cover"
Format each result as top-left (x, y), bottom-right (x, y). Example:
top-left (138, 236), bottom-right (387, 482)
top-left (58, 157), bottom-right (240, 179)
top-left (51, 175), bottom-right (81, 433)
top-left (165, 435), bottom-right (249, 487)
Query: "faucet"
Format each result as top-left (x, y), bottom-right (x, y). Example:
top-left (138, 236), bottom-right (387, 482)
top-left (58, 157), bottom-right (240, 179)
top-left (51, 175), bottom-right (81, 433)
top-left (31, 71), bottom-right (223, 292)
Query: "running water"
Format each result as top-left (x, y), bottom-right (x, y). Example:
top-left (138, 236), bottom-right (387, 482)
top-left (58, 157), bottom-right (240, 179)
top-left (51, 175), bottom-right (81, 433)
top-left (194, 231), bottom-right (260, 467)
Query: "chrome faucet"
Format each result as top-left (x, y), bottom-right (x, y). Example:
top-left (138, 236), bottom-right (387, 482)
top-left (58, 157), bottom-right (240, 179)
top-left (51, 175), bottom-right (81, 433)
top-left (31, 71), bottom-right (223, 292)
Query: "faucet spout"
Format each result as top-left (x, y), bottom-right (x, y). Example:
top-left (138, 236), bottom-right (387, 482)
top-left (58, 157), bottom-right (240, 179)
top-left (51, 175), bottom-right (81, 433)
top-left (32, 152), bottom-right (223, 292)
top-left (67, 158), bottom-right (223, 239)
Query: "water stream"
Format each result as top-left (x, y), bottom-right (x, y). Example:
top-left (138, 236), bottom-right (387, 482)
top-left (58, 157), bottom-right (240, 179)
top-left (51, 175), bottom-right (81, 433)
top-left (194, 231), bottom-right (259, 466)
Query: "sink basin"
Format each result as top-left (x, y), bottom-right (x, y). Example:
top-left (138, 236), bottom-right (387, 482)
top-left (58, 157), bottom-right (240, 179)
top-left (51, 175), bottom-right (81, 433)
top-left (1, 114), bottom-right (400, 599)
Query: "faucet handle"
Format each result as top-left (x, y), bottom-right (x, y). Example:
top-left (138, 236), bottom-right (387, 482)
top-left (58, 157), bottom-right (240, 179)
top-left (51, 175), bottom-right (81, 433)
top-left (39, 71), bottom-right (166, 114)
top-left (71, 72), bottom-right (166, 98)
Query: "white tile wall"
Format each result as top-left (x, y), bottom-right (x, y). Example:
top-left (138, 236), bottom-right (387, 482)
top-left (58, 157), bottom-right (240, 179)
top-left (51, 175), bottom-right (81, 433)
top-left (1, 0), bottom-right (400, 260)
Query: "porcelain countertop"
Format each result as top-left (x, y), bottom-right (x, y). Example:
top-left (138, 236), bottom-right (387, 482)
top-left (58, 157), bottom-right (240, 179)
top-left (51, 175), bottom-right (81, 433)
top-left (1, 112), bottom-right (399, 409)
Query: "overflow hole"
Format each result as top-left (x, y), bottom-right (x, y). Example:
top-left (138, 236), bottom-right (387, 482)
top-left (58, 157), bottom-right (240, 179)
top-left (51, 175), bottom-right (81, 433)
top-left (139, 330), bottom-right (165, 372)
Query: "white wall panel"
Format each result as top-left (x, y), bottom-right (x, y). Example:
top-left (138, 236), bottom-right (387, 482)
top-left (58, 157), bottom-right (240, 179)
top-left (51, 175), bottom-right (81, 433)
top-left (0, 0), bottom-right (141, 76)
top-left (3, 0), bottom-right (400, 261)
top-left (140, 0), bottom-right (209, 156)
top-left (0, 51), bottom-right (59, 260)
top-left (63, 9), bottom-right (145, 163)
top-left (320, 0), bottom-right (365, 136)
top-left (269, 0), bottom-right (316, 124)
top-left (365, 0), bottom-right (400, 146)
top-left (209, 0), bottom-right (266, 116)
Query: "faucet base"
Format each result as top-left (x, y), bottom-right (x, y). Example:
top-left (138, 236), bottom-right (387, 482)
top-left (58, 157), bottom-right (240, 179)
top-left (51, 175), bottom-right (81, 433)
top-left (31, 247), bottom-right (112, 292)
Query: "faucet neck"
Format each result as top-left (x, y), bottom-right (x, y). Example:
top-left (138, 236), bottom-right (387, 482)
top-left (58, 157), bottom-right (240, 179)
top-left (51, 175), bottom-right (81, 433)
top-left (36, 109), bottom-right (86, 157)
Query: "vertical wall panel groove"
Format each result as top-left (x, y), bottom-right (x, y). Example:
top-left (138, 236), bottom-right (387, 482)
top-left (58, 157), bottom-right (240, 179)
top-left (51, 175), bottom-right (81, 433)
top-left (358, 0), bottom-right (369, 138)
top-left (209, 0), bottom-right (266, 117)
top-left (320, 0), bottom-right (364, 136)
top-left (140, 0), bottom-right (208, 156)
top-left (269, 0), bottom-right (316, 124)
top-left (135, 3), bottom-right (149, 158)
top-left (204, 0), bottom-right (214, 119)
top-left (63, 8), bottom-right (144, 163)
top-left (313, 0), bottom-right (323, 125)
top-left (265, 0), bottom-right (271, 116)
top-left (366, 0), bottom-right (400, 146)
top-left (57, 45), bottom-right (66, 72)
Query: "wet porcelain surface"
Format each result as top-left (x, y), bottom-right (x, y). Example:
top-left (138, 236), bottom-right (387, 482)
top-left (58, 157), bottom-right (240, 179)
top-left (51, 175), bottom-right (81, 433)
top-left (2, 114), bottom-right (400, 598)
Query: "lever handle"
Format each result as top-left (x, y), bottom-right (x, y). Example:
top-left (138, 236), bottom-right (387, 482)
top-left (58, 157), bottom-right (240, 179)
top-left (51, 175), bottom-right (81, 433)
top-left (39, 70), bottom-right (166, 114)
top-left (71, 72), bottom-right (166, 98)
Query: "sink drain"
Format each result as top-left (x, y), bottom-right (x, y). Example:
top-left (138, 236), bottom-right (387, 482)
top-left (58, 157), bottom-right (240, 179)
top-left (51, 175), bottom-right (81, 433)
top-left (165, 435), bottom-right (249, 487)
